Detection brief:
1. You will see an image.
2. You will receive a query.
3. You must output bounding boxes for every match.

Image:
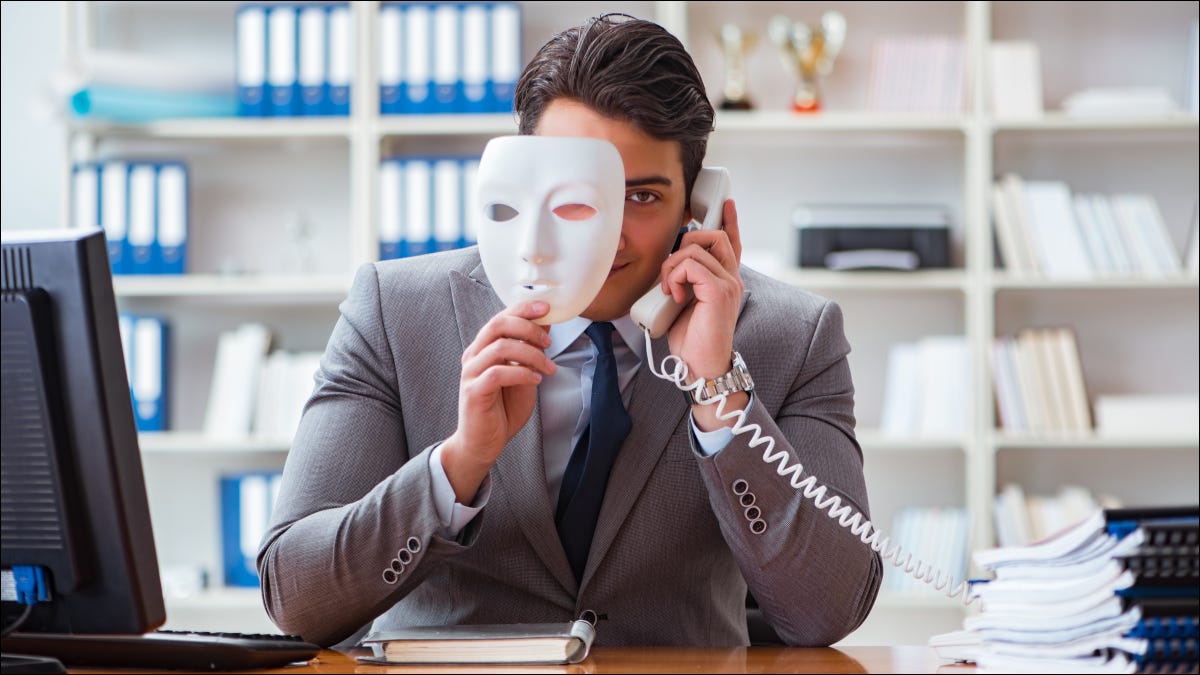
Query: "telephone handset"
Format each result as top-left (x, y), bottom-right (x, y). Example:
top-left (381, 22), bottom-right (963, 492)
top-left (630, 167), bottom-right (733, 339)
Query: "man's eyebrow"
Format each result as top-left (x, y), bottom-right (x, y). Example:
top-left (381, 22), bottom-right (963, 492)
top-left (625, 175), bottom-right (673, 188)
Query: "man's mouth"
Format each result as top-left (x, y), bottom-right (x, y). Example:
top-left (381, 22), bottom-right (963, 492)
top-left (608, 262), bottom-right (630, 277)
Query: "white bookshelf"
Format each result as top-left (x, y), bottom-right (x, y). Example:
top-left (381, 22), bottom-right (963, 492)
top-left (62, 0), bottom-right (1199, 644)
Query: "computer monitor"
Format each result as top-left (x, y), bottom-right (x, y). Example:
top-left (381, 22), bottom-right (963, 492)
top-left (1, 228), bottom-right (165, 637)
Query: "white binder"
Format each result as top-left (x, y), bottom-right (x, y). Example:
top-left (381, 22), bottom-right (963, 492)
top-left (156, 163), bottom-right (188, 275)
top-left (379, 2), bottom-right (403, 114)
top-left (267, 4), bottom-right (299, 116)
top-left (126, 163), bottom-right (157, 274)
top-left (460, 4), bottom-right (489, 113)
top-left (298, 3), bottom-right (327, 115)
top-left (328, 3), bottom-right (353, 115)
top-left (236, 5), bottom-right (267, 116)
top-left (403, 4), bottom-right (432, 112)
top-left (379, 158), bottom-right (403, 260)
top-left (489, 3), bottom-right (521, 112)
top-left (432, 3), bottom-right (460, 113)
top-left (403, 158), bottom-right (432, 256)
top-left (100, 161), bottom-right (129, 274)
top-left (433, 158), bottom-right (462, 251)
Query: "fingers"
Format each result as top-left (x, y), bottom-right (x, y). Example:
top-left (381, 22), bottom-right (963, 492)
top-left (462, 300), bottom-right (556, 385)
top-left (660, 239), bottom-right (739, 300)
top-left (463, 336), bottom-right (556, 380)
top-left (722, 198), bottom-right (743, 262)
top-left (464, 301), bottom-right (552, 362)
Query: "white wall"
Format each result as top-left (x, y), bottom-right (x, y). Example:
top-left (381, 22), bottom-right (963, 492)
top-left (1, 1), bottom-right (65, 232)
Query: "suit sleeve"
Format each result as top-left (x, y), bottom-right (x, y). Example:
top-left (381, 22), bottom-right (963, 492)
top-left (256, 264), bottom-right (481, 646)
top-left (693, 299), bottom-right (883, 646)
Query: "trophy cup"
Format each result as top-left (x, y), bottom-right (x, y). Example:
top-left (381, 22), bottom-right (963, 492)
top-left (767, 11), bottom-right (847, 113)
top-left (716, 24), bottom-right (757, 110)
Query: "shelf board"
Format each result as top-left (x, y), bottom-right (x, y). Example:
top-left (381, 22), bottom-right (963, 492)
top-left (377, 113), bottom-right (518, 137)
top-left (857, 430), bottom-right (965, 454)
top-left (771, 267), bottom-right (968, 292)
top-left (139, 432), bottom-right (292, 454)
top-left (994, 433), bottom-right (1199, 450)
top-left (714, 110), bottom-right (968, 133)
top-left (992, 274), bottom-right (1200, 291)
top-left (113, 274), bottom-right (351, 301)
top-left (70, 117), bottom-right (353, 140)
top-left (992, 112), bottom-right (1200, 132)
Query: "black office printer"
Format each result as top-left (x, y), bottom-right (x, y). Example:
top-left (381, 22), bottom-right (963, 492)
top-left (793, 204), bottom-right (952, 270)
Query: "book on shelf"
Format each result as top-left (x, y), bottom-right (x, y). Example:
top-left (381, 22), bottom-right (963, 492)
top-left (1061, 87), bottom-right (1180, 118)
top-left (994, 484), bottom-right (1120, 549)
top-left (933, 505), bottom-right (1199, 673)
top-left (883, 506), bottom-right (970, 595)
top-left (203, 323), bottom-right (273, 439)
top-left (252, 350), bottom-right (323, 440)
top-left (993, 175), bottom-right (1184, 279)
top-left (992, 327), bottom-right (1092, 435)
top-left (988, 41), bottom-right (1043, 120)
top-left (359, 618), bottom-right (596, 665)
top-left (879, 335), bottom-right (969, 438)
top-left (1093, 394), bottom-right (1200, 439)
top-left (866, 35), bottom-right (964, 113)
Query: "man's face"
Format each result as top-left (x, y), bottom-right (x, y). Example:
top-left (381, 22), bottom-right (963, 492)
top-left (534, 99), bottom-right (689, 322)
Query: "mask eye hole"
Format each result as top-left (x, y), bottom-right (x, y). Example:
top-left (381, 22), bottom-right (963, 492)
top-left (486, 203), bottom-right (519, 222)
top-left (552, 204), bottom-right (597, 221)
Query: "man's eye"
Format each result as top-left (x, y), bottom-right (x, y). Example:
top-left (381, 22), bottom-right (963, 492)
top-left (627, 191), bottom-right (658, 204)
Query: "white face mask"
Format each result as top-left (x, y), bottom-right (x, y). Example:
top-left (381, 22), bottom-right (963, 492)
top-left (475, 135), bottom-right (625, 325)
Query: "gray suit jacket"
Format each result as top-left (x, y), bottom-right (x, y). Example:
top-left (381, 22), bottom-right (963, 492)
top-left (258, 247), bottom-right (881, 648)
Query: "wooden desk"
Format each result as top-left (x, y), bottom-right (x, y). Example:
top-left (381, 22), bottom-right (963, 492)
top-left (75, 646), bottom-right (972, 674)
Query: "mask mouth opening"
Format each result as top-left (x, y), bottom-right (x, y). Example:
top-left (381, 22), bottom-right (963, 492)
top-left (520, 283), bottom-right (553, 293)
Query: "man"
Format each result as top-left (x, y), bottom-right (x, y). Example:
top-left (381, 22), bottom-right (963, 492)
top-left (259, 14), bottom-right (881, 648)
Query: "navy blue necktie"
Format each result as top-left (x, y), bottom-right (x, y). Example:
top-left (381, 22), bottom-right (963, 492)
top-left (555, 322), bottom-right (633, 584)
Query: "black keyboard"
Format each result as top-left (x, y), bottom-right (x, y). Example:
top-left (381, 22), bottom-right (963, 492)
top-left (2, 629), bottom-right (321, 670)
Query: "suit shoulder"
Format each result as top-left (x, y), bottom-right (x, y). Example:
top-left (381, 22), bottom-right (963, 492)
top-left (373, 247), bottom-right (481, 289)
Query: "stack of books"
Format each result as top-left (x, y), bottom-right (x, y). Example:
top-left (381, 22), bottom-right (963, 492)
top-left (932, 506), bottom-right (1199, 673)
top-left (992, 174), bottom-right (1184, 279)
top-left (991, 326), bottom-right (1091, 435)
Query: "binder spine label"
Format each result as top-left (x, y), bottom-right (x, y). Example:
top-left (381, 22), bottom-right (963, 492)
top-left (328, 4), bottom-right (352, 115)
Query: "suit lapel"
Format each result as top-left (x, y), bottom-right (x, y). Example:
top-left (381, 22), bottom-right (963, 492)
top-left (450, 264), bottom-right (578, 596)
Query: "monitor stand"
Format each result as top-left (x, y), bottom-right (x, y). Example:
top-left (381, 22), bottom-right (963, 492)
top-left (1, 653), bottom-right (67, 674)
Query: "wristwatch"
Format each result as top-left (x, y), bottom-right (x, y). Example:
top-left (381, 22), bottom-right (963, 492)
top-left (690, 351), bottom-right (755, 405)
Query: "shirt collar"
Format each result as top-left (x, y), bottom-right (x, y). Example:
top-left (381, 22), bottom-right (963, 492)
top-left (546, 314), bottom-right (647, 364)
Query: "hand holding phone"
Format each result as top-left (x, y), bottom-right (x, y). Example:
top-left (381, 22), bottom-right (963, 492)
top-left (630, 167), bottom-right (733, 338)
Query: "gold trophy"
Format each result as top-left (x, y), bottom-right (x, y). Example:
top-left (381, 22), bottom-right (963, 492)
top-left (767, 11), bottom-right (847, 113)
top-left (716, 24), bottom-right (758, 110)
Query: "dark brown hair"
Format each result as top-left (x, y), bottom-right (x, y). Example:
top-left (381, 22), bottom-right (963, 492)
top-left (514, 13), bottom-right (715, 201)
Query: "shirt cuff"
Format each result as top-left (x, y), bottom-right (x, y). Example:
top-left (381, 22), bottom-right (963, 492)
top-left (429, 443), bottom-right (490, 536)
top-left (691, 394), bottom-right (756, 457)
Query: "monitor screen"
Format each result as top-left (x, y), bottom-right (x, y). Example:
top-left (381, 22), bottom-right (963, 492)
top-left (1, 228), bottom-right (165, 635)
